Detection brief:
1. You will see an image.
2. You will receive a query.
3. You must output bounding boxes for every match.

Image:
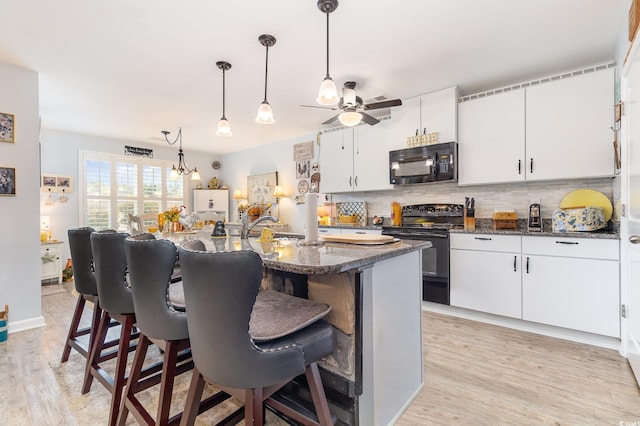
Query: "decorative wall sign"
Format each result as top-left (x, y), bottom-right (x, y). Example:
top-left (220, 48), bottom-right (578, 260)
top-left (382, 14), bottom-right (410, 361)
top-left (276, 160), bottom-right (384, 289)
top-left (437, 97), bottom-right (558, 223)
top-left (247, 171), bottom-right (278, 205)
top-left (41, 174), bottom-right (73, 193)
top-left (293, 141), bottom-right (314, 161)
top-left (297, 179), bottom-right (309, 194)
top-left (0, 113), bottom-right (15, 143)
top-left (296, 161), bottom-right (310, 179)
top-left (0, 167), bottom-right (16, 195)
top-left (124, 145), bottom-right (153, 158)
top-left (310, 173), bottom-right (320, 193)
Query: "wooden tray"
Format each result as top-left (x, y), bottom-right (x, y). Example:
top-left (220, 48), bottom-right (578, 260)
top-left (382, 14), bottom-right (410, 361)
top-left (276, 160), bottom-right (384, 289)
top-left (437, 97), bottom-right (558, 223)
top-left (320, 233), bottom-right (397, 245)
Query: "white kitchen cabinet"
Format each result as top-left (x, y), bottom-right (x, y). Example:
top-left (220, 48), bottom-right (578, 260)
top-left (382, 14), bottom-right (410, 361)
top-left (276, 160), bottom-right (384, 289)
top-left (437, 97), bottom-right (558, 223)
top-left (319, 121), bottom-right (393, 193)
top-left (450, 234), bottom-right (522, 318)
top-left (458, 67), bottom-right (614, 185)
top-left (41, 241), bottom-right (63, 283)
top-left (458, 89), bottom-right (526, 185)
top-left (525, 67), bottom-right (615, 181)
top-left (193, 189), bottom-right (229, 222)
top-left (387, 87), bottom-right (459, 151)
top-left (522, 236), bottom-right (620, 337)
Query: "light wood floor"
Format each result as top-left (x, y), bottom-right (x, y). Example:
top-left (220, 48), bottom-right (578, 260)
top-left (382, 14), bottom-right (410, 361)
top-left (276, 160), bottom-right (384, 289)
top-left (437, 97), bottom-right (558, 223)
top-left (1, 283), bottom-right (640, 425)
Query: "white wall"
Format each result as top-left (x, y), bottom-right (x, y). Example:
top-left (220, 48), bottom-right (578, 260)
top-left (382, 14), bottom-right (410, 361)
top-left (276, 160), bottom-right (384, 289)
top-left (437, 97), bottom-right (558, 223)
top-left (40, 128), bottom-right (219, 263)
top-left (0, 62), bottom-right (43, 331)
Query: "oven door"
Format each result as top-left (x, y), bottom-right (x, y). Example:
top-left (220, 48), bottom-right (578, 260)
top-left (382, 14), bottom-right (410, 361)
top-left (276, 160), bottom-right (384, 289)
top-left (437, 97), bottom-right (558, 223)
top-left (419, 233), bottom-right (450, 304)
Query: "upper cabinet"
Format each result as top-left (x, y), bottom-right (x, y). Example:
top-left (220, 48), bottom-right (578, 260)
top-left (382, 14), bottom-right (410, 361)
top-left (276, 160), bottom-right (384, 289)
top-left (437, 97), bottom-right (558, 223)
top-left (319, 120), bottom-right (393, 193)
top-left (458, 66), bottom-right (615, 186)
top-left (388, 87), bottom-right (459, 151)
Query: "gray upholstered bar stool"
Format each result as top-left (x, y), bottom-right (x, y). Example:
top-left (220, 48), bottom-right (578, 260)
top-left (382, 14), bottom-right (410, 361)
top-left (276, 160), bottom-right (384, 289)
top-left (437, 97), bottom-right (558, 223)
top-left (61, 227), bottom-right (119, 365)
top-left (117, 236), bottom-right (229, 425)
top-left (178, 241), bottom-right (335, 426)
top-left (85, 230), bottom-right (145, 426)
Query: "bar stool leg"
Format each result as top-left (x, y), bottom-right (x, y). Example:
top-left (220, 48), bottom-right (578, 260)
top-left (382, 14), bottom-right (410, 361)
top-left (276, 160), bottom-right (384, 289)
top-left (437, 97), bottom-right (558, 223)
top-left (61, 295), bottom-right (86, 362)
top-left (108, 314), bottom-right (135, 426)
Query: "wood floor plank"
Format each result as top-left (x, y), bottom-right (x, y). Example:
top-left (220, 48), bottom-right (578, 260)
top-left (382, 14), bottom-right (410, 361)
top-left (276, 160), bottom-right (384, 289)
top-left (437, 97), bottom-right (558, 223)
top-left (2, 284), bottom-right (640, 424)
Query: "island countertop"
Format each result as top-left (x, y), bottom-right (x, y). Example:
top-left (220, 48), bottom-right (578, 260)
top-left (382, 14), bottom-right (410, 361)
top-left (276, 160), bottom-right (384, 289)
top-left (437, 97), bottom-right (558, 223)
top-left (171, 232), bottom-right (430, 275)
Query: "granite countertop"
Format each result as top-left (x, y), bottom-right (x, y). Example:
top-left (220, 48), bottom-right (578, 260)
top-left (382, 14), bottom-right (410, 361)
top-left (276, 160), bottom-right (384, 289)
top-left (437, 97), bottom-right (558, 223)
top-left (170, 232), bottom-right (430, 275)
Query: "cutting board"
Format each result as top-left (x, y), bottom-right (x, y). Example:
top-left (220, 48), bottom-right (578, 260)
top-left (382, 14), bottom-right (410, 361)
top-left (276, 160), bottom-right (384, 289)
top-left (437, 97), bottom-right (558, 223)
top-left (321, 233), bottom-right (397, 245)
top-left (559, 189), bottom-right (613, 222)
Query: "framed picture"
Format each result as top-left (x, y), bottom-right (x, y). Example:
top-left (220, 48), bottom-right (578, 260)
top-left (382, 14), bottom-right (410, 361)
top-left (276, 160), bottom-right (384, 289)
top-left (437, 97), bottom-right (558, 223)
top-left (0, 167), bottom-right (16, 195)
top-left (247, 172), bottom-right (278, 205)
top-left (41, 174), bottom-right (73, 193)
top-left (296, 161), bottom-right (310, 179)
top-left (0, 113), bottom-right (14, 143)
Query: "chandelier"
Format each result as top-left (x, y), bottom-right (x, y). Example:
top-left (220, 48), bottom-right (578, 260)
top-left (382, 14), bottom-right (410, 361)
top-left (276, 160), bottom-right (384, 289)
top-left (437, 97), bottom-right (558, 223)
top-left (161, 127), bottom-right (201, 180)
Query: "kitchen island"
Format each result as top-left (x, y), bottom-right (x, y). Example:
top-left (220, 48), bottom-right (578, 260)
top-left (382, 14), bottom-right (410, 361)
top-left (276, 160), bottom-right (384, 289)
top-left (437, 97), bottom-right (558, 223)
top-left (172, 232), bottom-right (429, 425)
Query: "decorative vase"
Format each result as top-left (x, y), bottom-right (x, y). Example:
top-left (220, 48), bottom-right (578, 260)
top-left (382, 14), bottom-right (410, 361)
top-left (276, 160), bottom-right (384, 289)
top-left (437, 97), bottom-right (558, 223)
top-left (169, 221), bottom-right (181, 233)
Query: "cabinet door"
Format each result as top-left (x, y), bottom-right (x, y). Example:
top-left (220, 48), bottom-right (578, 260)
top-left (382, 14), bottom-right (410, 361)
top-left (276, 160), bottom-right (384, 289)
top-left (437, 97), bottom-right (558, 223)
top-left (386, 96), bottom-right (421, 151)
top-left (451, 249), bottom-right (522, 319)
top-left (194, 190), bottom-right (229, 219)
top-left (319, 129), bottom-right (354, 193)
top-left (525, 67), bottom-right (614, 181)
top-left (421, 87), bottom-right (458, 143)
top-left (522, 255), bottom-right (619, 337)
top-left (353, 121), bottom-right (393, 192)
top-left (41, 245), bottom-right (61, 282)
top-left (458, 89), bottom-right (526, 185)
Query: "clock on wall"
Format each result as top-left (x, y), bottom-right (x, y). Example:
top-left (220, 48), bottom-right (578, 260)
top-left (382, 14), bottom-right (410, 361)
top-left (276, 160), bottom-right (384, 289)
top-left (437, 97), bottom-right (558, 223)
top-left (212, 161), bottom-right (221, 170)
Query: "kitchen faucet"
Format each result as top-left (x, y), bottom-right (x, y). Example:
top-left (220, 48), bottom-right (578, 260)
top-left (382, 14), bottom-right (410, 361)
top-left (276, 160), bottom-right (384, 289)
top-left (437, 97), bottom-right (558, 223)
top-left (240, 203), bottom-right (278, 239)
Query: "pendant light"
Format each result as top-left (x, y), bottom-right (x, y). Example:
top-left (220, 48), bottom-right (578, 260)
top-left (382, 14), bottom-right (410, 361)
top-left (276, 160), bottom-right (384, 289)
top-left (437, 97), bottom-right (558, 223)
top-left (338, 83), bottom-right (362, 126)
top-left (316, 0), bottom-right (339, 106)
top-left (216, 61), bottom-right (233, 137)
top-left (255, 34), bottom-right (276, 124)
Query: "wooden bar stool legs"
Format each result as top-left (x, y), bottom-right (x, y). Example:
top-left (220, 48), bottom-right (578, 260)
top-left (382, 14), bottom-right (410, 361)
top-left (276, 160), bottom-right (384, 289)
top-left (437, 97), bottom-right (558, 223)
top-left (61, 293), bottom-right (101, 363)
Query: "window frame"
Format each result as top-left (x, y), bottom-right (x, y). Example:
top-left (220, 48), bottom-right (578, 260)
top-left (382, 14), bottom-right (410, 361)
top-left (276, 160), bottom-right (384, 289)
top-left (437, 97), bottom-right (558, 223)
top-left (79, 150), bottom-right (185, 231)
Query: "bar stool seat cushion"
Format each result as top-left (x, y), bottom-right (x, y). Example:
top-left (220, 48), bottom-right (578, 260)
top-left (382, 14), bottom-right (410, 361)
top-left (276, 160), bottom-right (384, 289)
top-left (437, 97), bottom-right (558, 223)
top-left (249, 290), bottom-right (331, 342)
top-left (255, 319), bottom-right (334, 365)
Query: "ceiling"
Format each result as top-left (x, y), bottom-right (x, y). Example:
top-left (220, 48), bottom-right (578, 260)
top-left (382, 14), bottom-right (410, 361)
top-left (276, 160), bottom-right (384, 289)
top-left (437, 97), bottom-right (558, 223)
top-left (0, 0), bottom-right (629, 155)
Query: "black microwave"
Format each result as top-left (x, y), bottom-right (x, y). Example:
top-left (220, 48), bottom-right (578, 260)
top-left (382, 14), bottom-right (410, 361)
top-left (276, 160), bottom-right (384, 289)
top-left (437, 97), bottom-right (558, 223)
top-left (389, 142), bottom-right (457, 185)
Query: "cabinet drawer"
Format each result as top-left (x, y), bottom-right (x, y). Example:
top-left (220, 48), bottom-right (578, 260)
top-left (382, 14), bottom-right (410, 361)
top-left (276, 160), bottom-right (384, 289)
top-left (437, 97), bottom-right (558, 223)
top-left (522, 236), bottom-right (619, 260)
top-left (450, 233), bottom-right (521, 252)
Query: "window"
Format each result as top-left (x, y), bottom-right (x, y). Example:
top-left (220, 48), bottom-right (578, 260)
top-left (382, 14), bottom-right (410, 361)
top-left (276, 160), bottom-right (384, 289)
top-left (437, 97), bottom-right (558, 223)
top-left (80, 151), bottom-right (184, 231)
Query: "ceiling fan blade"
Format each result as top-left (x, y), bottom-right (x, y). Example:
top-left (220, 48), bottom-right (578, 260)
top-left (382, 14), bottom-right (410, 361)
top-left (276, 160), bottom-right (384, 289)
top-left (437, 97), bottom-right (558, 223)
top-left (322, 114), bottom-right (340, 125)
top-left (360, 112), bottom-right (380, 126)
top-left (362, 99), bottom-right (403, 110)
top-left (300, 104), bottom-right (338, 110)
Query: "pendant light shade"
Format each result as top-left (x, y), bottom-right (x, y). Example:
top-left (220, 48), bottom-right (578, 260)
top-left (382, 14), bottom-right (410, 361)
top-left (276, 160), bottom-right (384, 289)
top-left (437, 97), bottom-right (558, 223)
top-left (316, 0), bottom-right (339, 106)
top-left (256, 34), bottom-right (276, 124)
top-left (216, 61), bottom-right (233, 137)
top-left (338, 111), bottom-right (362, 127)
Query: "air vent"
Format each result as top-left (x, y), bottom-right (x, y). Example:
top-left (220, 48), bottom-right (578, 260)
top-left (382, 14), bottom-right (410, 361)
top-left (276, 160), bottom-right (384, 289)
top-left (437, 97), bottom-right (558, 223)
top-left (459, 62), bottom-right (615, 103)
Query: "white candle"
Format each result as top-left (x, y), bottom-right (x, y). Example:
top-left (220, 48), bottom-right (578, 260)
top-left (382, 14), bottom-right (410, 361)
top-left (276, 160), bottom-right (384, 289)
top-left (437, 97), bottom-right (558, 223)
top-left (305, 193), bottom-right (318, 242)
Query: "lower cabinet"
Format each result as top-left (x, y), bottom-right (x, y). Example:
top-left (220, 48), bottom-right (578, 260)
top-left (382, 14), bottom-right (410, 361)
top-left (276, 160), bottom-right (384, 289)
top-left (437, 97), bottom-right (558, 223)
top-left (522, 236), bottom-right (620, 338)
top-left (450, 234), bottom-right (522, 318)
top-left (450, 233), bottom-right (620, 337)
top-left (41, 241), bottom-right (63, 283)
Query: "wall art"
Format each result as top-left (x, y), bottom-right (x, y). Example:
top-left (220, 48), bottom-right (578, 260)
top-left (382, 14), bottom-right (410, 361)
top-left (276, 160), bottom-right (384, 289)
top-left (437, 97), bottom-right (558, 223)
top-left (0, 167), bottom-right (16, 195)
top-left (0, 113), bottom-right (15, 143)
top-left (41, 174), bottom-right (73, 193)
top-left (247, 171), bottom-right (278, 205)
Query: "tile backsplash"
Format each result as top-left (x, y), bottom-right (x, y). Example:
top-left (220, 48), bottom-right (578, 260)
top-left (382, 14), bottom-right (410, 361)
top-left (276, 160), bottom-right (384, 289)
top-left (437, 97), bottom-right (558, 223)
top-left (329, 176), bottom-right (618, 224)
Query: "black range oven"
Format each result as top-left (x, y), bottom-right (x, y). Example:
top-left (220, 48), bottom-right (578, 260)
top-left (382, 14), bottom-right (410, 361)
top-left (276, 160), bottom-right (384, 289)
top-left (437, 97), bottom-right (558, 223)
top-left (382, 203), bottom-right (463, 305)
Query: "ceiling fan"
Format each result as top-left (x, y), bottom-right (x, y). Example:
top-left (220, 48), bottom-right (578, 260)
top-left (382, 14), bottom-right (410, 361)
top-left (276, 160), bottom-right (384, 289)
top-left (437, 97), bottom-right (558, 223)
top-left (302, 81), bottom-right (402, 127)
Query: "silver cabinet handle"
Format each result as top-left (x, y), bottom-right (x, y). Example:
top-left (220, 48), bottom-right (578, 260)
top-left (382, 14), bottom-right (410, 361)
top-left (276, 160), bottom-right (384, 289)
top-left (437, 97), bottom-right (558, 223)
top-left (518, 159), bottom-right (521, 175)
top-left (354, 176), bottom-right (358, 187)
top-left (526, 257), bottom-right (530, 274)
top-left (513, 255), bottom-right (517, 272)
top-left (555, 241), bottom-right (579, 245)
top-left (630, 235), bottom-right (640, 244)
top-left (530, 158), bottom-right (534, 173)
top-left (349, 176), bottom-right (352, 187)
top-left (474, 237), bottom-right (492, 241)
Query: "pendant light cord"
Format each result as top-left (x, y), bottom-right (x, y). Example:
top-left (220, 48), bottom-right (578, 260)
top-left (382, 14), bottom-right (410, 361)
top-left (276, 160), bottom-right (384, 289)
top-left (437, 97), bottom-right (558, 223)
top-left (263, 44), bottom-right (269, 102)
top-left (325, 12), bottom-right (330, 78)
top-left (222, 69), bottom-right (227, 120)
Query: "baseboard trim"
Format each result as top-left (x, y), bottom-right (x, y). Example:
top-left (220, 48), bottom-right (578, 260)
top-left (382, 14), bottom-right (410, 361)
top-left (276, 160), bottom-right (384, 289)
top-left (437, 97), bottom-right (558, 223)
top-left (9, 316), bottom-right (46, 334)
top-left (422, 302), bottom-right (621, 351)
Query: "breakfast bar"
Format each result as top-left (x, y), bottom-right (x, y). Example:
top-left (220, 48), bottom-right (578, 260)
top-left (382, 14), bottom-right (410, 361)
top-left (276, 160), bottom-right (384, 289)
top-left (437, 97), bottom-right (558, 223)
top-left (173, 232), bottom-right (429, 425)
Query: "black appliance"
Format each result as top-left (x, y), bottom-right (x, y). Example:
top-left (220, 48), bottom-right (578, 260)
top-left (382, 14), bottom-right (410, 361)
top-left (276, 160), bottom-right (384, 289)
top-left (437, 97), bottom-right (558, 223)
top-left (389, 142), bottom-right (457, 185)
top-left (382, 203), bottom-right (463, 304)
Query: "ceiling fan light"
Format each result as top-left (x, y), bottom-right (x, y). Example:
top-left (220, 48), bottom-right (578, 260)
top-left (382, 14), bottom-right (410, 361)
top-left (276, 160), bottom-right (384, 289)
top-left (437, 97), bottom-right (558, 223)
top-left (316, 77), bottom-right (339, 106)
top-left (339, 111), bottom-right (362, 127)
top-left (169, 165), bottom-right (179, 179)
top-left (255, 101), bottom-right (275, 124)
top-left (216, 118), bottom-right (233, 137)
